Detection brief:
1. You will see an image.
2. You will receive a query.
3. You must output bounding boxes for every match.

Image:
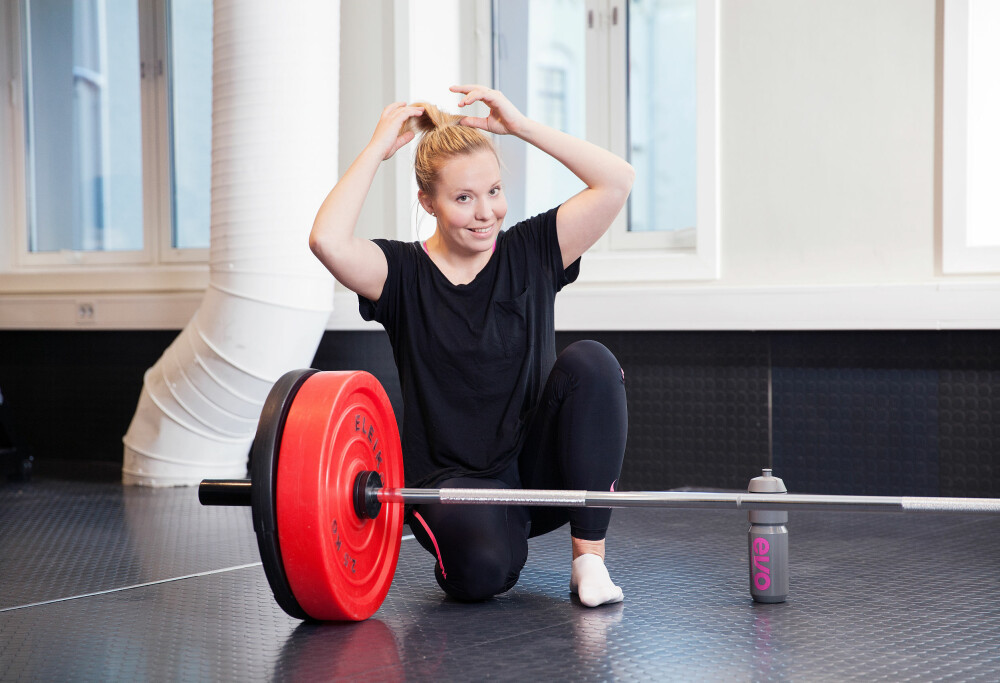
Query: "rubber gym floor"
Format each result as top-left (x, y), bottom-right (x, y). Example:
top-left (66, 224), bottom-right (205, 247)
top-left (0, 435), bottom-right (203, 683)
top-left (2, 478), bottom-right (999, 681)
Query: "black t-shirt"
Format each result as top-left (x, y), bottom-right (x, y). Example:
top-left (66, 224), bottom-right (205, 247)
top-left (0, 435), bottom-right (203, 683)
top-left (359, 207), bottom-right (580, 487)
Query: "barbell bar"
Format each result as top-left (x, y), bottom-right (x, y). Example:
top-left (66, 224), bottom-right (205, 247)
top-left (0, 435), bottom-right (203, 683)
top-left (198, 369), bottom-right (1000, 622)
top-left (200, 476), bottom-right (1000, 515)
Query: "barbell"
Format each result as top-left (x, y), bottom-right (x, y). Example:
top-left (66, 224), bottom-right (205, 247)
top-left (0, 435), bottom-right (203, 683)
top-left (199, 369), bottom-right (1000, 622)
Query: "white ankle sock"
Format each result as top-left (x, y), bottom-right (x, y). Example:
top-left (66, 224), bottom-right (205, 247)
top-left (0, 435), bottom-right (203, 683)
top-left (570, 553), bottom-right (624, 607)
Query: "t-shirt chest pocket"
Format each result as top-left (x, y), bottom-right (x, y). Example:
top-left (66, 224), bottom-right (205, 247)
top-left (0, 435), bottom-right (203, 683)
top-left (493, 287), bottom-right (529, 358)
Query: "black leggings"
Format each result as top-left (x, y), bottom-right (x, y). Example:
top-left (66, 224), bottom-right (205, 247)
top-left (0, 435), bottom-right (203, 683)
top-left (408, 340), bottom-right (628, 601)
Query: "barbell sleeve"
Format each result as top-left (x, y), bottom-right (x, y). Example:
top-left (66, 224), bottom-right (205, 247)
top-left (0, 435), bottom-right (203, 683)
top-left (199, 479), bottom-right (252, 507)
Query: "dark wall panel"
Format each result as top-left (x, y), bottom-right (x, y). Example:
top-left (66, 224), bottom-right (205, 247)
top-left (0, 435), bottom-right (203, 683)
top-left (0, 331), bottom-right (177, 478)
top-left (771, 366), bottom-right (941, 495)
top-left (556, 332), bottom-right (770, 491)
top-left (769, 331), bottom-right (998, 497)
top-left (1, 329), bottom-right (997, 497)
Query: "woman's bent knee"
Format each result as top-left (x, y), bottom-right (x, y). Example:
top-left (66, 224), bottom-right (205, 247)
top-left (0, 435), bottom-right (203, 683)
top-left (557, 340), bottom-right (623, 387)
top-left (436, 547), bottom-right (521, 601)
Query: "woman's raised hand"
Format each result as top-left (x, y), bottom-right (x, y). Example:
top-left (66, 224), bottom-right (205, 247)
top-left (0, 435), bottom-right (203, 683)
top-left (451, 85), bottom-right (528, 137)
top-left (369, 102), bottom-right (425, 161)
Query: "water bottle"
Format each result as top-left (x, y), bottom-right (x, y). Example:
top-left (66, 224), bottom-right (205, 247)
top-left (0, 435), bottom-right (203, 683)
top-left (748, 468), bottom-right (788, 603)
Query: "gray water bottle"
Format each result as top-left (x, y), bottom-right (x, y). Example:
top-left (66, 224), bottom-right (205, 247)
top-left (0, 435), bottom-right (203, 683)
top-left (748, 468), bottom-right (788, 603)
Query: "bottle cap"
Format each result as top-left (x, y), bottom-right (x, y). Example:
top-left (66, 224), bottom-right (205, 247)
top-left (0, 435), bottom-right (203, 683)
top-left (748, 468), bottom-right (787, 494)
top-left (748, 467), bottom-right (788, 524)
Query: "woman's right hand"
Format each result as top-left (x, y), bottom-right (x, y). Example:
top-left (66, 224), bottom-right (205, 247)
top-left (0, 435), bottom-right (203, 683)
top-left (310, 102), bottom-right (421, 302)
top-left (368, 102), bottom-right (425, 161)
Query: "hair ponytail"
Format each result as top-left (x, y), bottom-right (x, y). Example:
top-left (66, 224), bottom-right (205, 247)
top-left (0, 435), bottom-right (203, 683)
top-left (402, 102), bottom-right (461, 135)
top-left (401, 102), bottom-right (497, 195)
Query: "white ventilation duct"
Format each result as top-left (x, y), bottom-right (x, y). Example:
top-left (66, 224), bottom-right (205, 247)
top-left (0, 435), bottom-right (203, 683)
top-left (122, 0), bottom-right (339, 486)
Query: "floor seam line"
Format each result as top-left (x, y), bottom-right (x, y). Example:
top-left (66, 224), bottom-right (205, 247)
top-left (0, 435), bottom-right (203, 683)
top-left (3, 536), bottom-right (416, 614)
top-left (0, 562), bottom-right (263, 613)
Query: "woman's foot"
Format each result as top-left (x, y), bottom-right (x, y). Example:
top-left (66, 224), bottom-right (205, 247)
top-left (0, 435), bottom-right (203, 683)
top-left (569, 538), bottom-right (624, 607)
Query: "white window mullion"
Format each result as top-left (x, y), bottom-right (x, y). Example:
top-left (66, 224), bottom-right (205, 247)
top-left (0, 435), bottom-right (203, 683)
top-left (585, 0), bottom-right (609, 152)
top-left (605, 0), bottom-right (628, 249)
top-left (151, 0), bottom-right (177, 264)
top-left (9, 0), bottom-right (33, 269)
top-left (140, 0), bottom-right (163, 266)
top-left (393, 0), bottom-right (417, 243)
top-left (692, 0), bottom-right (720, 279)
top-left (95, 0), bottom-right (112, 250)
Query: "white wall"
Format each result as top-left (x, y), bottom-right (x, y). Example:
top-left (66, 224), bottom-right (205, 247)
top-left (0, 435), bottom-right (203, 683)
top-left (722, 0), bottom-right (936, 287)
top-left (3, 0), bottom-right (999, 330)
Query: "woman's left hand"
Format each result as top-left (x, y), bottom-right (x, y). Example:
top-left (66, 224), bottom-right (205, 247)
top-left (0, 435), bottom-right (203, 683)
top-left (451, 85), bottom-right (528, 136)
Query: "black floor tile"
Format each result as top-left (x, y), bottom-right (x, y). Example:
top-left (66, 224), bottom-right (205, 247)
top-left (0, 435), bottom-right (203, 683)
top-left (2, 479), bottom-right (999, 681)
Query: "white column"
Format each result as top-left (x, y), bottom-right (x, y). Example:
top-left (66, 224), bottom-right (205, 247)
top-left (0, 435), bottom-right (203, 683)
top-left (122, 0), bottom-right (340, 486)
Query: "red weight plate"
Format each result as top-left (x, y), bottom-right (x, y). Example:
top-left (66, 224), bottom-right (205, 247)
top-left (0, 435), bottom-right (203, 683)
top-left (276, 371), bottom-right (404, 621)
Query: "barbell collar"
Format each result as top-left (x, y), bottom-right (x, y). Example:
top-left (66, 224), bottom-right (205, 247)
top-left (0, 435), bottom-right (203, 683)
top-left (353, 470), bottom-right (384, 520)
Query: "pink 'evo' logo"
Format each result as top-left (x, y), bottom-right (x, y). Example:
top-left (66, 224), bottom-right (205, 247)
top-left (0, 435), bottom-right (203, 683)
top-left (751, 537), bottom-right (771, 590)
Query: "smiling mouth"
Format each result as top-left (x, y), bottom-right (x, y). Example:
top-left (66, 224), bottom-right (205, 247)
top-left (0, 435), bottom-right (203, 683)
top-left (468, 226), bottom-right (492, 234)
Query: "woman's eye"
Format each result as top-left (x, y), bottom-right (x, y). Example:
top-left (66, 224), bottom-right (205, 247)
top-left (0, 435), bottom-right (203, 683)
top-left (489, 187), bottom-right (501, 196)
top-left (456, 195), bottom-right (469, 202)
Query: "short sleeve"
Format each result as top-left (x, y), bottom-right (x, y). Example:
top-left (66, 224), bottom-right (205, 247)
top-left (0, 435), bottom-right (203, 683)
top-left (358, 239), bottom-right (408, 328)
top-left (551, 210), bottom-right (581, 291)
top-left (503, 206), bottom-right (579, 292)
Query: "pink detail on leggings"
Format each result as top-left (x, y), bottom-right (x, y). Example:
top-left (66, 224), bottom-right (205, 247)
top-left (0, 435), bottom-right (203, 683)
top-left (611, 479), bottom-right (618, 492)
top-left (412, 510), bottom-right (447, 579)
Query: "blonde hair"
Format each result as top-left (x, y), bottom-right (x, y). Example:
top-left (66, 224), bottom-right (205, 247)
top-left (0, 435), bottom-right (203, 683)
top-left (402, 102), bottom-right (497, 196)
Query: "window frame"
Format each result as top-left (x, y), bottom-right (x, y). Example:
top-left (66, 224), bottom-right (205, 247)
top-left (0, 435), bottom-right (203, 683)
top-left (606, 0), bottom-right (718, 281)
top-left (3, 0), bottom-right (209, 276)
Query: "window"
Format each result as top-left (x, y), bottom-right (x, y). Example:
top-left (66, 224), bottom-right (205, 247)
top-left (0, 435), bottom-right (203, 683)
top-left (8, 0), bottom-right (212, 268)
top-left (627, 0), bottom-right (696, 240)
top-left (493, 0), bottom-right (718, 280)
top-left (21, 0), bottom-right (143, 255)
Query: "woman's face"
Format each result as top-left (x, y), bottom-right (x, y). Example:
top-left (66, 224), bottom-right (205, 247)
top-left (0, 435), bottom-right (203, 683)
top-left (421, 150), bottom-right (507, 256)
